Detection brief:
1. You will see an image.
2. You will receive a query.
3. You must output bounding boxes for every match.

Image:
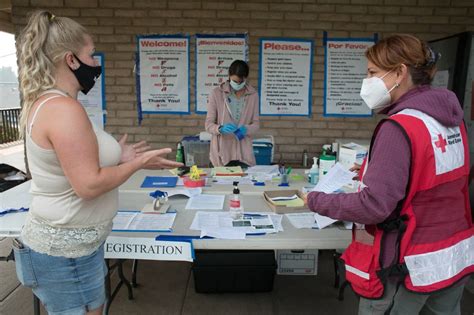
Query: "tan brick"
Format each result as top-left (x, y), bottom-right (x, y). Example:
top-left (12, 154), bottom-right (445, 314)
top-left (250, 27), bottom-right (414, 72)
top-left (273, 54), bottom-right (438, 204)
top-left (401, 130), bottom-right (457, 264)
top-left (99, 34), bottom-right (131, 43)
top-left (116, 110), bottom-right (137, 118)
top-left (115, 26), bottom-right (148, 35)
top-left (81, 9), bottom-right (113, 17)
top-left (105, 118), bottom-right (134, 126)
top-left (30, 0), bottom-right (63, 6)
top-left (250, 11), bottom-right (283, 20)
top-left (318, 13), bottom-right (351, 22)
top-left (120, 127), bottom-right (150, 134)
top-left (333, 22), bottom-right (365, 31)
top-left (302, 4), bottom-right (335, 12)
top-left (384, 16), bottom-right (416, 24)
top-left (50, 8), bottom-right (80, 16)
top-left (366, 23), bottom-right (397, 32)
top-left (200, 19), bottom-right (233, 27)
top-left (100, 0), bottom-right (132, 8)
top-left (217, 10), bottom-right (250, 19)
top-left (202, 2), bottom-right (235, 10)
top-left (233, 19), bottom-right (267, 28)
top-left (285, 12), bottom-right (316, 20)
top-left (431, 24), bottom-right (467, 33)
top-left (263, 121), bottom-right (295, 128)
top-left (149, 10), bottom-right (182, 18)
top-left (450, 16), bottom-right (473, 24)
top-left (270, 4), bottom-right (302, 12)
top-left (236, 3), bottom-right (269, 11)
top-left (434, 8), bottom-right (468, 15)
top-left (343, 130), bottom-right (373, 138)
top-left (65, 0), bottom-right (97, 7)
top-left (167, 119), bottom-right (198, 127)
top-left (115, 10), bottom-right (147, 18)
top-left (114, 44), bottom-right (135, 52)
top-left (167, 18), bottom-right (199, 27)
top-left (107, 69), bottom-right (132, 77)
top-left (336, 5), bottom-right (367, 14)
top-left (283, 29), bottom-right (316, 37)
top-left (300, 21), bottom-right (333, 30)
top-left (351, 15), bottom-right (383, 23)
top-left (182, 10), bottom-right (216, 19)
top-left (149, 126), bottom-right (183, 134)
top-left (401, 7), bottom-right (433, 15)
top-left (168, 1), bottom-right (201, 10)
top-left (87, 25), bottom-right (113, 35)
top-left (133, 18), bottom-right (166, 26)
top-left (99, 17), bottom-right (131, 25)
top-left (384, 0), bottom-right (417, 5)
top-left (398, 24), bottom-right (430, 32)
top-left (419, 16), bottom-right (450, 24)
top-left (418, 0), bottom-right (450, 6)
top-left (75, 17), bottom-right (99, 26)
top-left (134, 1), bottom-right (167, 9)
top-left (368, 6), bottom-right (400, 14)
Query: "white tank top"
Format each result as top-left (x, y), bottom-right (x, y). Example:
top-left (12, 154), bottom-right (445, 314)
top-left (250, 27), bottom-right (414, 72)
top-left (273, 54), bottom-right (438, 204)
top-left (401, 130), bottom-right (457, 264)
top-left (21, 89), bottom-right (122, 257)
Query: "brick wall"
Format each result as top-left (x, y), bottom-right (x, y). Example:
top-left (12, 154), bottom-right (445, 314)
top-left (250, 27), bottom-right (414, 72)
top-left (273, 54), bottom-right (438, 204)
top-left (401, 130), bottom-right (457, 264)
top-left (0, 11), bottom-right (13, 32)
top-left (10, 0), bottom-right (474, 166)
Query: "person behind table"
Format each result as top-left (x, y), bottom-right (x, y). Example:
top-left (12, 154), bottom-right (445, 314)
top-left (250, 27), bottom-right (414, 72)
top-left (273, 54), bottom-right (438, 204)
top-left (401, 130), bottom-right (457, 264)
top-left (205, 60), bottom-right (259, 168)
top-left (306, 34), bottom-right (472, 314)
top-left (14, 10), bottom-right (182, 315)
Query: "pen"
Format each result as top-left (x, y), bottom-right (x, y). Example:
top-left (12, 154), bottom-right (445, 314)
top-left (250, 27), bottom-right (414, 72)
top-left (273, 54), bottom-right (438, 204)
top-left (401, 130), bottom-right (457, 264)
top-left (0, 207), bottom-right (29, 217)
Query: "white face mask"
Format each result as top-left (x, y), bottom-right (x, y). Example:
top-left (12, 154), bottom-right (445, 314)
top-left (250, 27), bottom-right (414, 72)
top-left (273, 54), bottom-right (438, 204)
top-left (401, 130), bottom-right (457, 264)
top-left (360, 72), bottom-right (399, 112)
top-left (230, 79), bottom-right (246, 91)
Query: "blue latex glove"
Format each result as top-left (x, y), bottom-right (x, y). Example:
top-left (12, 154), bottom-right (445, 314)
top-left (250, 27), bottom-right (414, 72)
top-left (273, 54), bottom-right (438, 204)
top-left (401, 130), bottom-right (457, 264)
top-left (234, 125), bottom-right (247, 140)
top-left (219, 123), bottom-right (237, 134)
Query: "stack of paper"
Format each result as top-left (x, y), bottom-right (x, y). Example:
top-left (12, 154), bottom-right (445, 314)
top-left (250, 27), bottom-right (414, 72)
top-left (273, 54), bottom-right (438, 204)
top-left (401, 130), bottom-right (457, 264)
top-left (112, 211), bottom-right (176, 232)
top-left (185, 194), bottom-right (225, 210)
top-left (190, 211), bottom-right (282, 239)
top-left (285, 212), bottom-right (337, 229)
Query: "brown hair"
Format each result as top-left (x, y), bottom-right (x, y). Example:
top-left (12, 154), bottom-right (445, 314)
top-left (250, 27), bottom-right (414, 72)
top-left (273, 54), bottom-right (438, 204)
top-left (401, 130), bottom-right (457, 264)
top-left (365, 34), bottom-right (439, 86)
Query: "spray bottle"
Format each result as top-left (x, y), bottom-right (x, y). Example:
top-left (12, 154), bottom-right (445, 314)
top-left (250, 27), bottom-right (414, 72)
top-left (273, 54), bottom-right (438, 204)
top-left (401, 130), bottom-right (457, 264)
top-left (229, 181), bottom-right (243, 219)
top-left (309, 157), bottom-right (319, 185)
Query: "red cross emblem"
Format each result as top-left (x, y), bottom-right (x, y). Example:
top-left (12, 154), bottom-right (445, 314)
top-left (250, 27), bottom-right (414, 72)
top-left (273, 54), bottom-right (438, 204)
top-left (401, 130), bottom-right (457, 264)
top-left (435, 134), bottom-right (447, 153)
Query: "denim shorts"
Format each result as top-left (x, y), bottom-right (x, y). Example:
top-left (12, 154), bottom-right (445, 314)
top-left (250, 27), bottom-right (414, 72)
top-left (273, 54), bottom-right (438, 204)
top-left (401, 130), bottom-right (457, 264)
top-left (13, 241), bottom-right (108, 315)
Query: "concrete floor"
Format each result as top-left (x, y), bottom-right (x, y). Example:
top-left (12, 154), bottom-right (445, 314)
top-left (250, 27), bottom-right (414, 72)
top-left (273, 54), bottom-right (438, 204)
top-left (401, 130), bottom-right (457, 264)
top-left (107, 250), bottom-right (474, 315)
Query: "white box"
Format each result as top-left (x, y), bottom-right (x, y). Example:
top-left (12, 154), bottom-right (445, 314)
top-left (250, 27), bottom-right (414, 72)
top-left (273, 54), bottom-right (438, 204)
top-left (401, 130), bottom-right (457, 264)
top-left (276, 249), bottom-right (318, 275)
top-left (338, 142), bottom-right (368, 170)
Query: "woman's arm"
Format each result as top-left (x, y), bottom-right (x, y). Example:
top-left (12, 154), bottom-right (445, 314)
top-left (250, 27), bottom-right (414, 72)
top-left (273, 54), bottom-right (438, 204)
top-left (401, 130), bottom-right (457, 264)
top-left (307, 121), bottom-right (411, 225)
top-left (243, 94), bottom-right (260, 136)
top-left (46, 98), bottom-right (182, 200)
top-left (205, 89), bottom-right (221, 135)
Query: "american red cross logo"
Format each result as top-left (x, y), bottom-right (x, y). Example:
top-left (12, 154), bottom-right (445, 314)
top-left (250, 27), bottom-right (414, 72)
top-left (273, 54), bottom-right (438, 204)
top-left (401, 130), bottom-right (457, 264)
top-left (435, 134), bottom-right (447, 153)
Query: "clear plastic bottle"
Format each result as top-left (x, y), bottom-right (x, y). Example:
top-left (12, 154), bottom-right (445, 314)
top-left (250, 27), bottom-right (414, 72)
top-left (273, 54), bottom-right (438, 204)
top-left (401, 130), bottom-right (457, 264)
top-left (309, 157), bottom-right (319, 185)
top-left (229, 181), bottom-right (243, 219)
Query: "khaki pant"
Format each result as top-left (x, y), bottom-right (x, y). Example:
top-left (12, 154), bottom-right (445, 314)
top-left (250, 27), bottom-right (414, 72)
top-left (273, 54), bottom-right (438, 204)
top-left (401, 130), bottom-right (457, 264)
top-left (358, 281), bottom-right (465, 315)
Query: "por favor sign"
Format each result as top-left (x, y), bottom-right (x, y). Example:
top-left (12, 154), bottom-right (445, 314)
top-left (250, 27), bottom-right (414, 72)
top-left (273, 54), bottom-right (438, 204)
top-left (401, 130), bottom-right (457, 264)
top-left (104, 236), bottom-right (194, 262)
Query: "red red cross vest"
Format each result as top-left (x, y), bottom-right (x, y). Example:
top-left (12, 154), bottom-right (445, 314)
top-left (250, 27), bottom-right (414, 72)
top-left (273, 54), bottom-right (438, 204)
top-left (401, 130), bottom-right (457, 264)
top-left (341, 108), bottom-right (473, 299)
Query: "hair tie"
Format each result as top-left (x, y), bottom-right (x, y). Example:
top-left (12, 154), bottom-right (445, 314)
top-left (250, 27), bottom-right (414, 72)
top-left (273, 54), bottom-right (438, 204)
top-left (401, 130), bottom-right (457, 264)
top-left (49, 13), bottom-right (56, 22)
top-left (425, 47), bottom-right (440, 67)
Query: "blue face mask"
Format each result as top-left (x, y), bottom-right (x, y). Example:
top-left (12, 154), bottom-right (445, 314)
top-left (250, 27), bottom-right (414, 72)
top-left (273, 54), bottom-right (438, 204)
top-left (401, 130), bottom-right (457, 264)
top-left (230, 79), bottom-right (246, 91)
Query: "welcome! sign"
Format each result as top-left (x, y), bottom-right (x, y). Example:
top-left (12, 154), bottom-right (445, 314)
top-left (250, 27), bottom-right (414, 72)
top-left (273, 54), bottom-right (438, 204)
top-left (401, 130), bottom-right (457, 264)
top-left (136, 34), bottom-right (190, 122)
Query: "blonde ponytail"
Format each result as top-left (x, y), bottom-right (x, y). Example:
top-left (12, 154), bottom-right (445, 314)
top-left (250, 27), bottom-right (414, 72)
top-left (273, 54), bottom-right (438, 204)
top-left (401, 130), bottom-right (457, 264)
top-left (17, 10), bottom-right (88, 137)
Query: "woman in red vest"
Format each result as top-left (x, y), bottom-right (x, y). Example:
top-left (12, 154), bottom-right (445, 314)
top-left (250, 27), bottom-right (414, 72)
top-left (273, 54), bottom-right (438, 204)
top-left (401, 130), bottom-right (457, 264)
top-left (307, 34), bottom-right (472, 314)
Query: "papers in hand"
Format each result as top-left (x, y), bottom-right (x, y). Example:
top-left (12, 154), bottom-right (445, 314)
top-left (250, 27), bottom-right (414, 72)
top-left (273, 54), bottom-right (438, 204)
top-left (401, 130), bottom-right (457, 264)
top-left (112, 211), bottom-right (176, 232)
top-left (313, 163), bottom-right (356, 193)
top-left (286, 212), bottom-right (337, 229)
top-left (190, 211), bottom-right (282, 239)
top-left (185, 194), bottom-right (225, 210)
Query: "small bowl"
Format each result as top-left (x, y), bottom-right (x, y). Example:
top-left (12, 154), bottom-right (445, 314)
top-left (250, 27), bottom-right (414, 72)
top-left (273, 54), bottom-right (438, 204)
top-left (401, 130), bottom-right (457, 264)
top-left (183, 177), bottom-right (205, 187)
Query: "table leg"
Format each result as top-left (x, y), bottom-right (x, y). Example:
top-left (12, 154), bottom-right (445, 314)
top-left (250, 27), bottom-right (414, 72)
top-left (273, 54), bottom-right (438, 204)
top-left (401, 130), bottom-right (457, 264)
top-left (33, 294), bottom-right (41, 315)
top-left (132, 259), bottom-right (139, 287)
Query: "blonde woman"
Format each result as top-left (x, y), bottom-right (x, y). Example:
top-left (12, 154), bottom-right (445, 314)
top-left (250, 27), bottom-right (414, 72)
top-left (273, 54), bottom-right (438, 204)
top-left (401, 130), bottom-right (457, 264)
top-left (13, 11), bottom-right (182, 315)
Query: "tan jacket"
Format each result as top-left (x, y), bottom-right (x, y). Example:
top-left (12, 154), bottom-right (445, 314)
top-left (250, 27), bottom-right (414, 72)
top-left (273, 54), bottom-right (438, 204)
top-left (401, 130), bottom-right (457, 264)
top-left (205, 81), bottom-right (260, 166)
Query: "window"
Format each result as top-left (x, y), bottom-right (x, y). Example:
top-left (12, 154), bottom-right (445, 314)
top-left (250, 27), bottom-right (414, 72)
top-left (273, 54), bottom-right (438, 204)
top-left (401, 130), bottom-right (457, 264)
top-left (0, 31), bottom-right (19, 109)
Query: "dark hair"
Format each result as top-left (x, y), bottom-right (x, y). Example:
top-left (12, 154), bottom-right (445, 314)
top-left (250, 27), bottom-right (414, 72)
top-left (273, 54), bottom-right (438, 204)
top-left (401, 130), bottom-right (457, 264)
top-left (365, 34), bottom-right (440, 86)
top-left (228, 60), bottom-right (249, 78)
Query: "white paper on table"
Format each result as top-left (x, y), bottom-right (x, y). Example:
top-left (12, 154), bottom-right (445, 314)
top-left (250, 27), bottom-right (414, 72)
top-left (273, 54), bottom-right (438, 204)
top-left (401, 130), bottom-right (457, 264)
top-left (112, 211), bottom-right (176, 231)
top-left (285, 212), bottom-right (318, 229)
top-left (191, 211), bottom-right (277, 236)
top-left (344, 221), bottom-right (354, 229)
top-left (201, 228), bottom-right (246, 239)
top-left (314, 213), bottom-right (337, 229)
top-left (246, 165), bottom-right (279, 175)
top-left (269, 214), bottom-right (284, 232)
top-left (166, 187), bottom-right (202, 198)
top-left (313, 163), bottom-right (356, 193)
top-left (185, 194), bottom-right (225, 210)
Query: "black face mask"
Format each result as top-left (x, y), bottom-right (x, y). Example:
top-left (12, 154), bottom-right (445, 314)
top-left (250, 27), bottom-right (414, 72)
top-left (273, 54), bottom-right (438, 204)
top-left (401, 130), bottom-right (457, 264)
top-left (70, 54), bottom-right (102, 95)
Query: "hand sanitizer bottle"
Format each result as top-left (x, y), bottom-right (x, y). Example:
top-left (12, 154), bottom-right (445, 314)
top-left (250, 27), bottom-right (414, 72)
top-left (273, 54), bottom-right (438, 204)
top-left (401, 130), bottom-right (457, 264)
top-left (229, 181), bottom-right (243, 219)
top-left (309, 157), bottom-right (319, 185)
